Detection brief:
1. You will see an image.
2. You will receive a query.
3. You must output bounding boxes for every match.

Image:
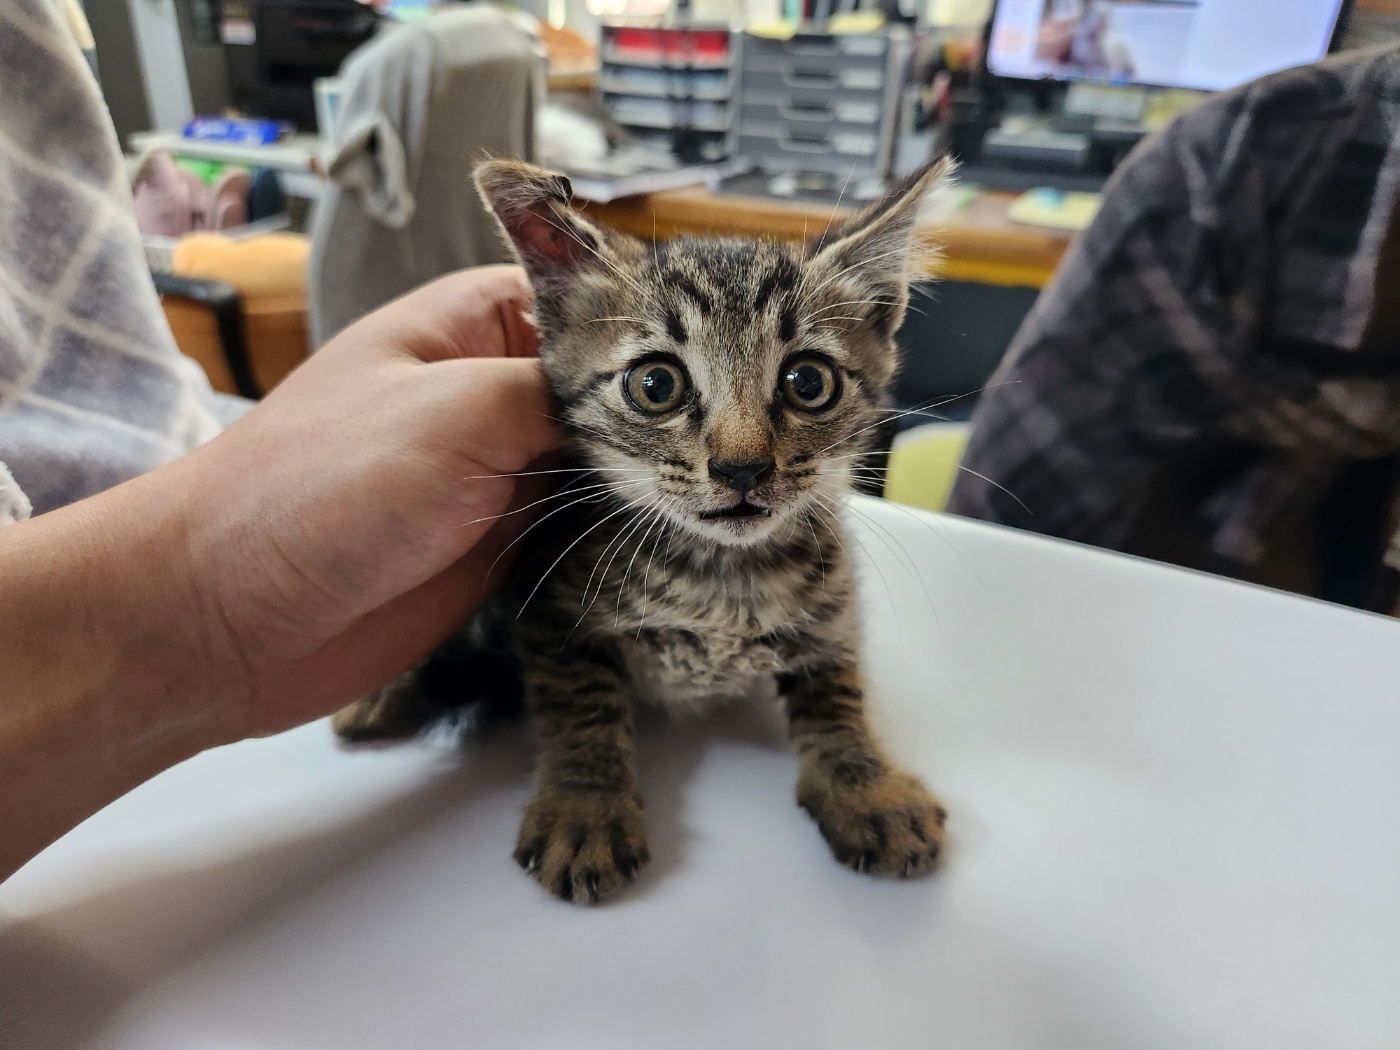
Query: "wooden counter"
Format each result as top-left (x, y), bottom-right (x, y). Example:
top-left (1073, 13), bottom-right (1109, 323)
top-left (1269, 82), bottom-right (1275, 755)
top-left (584, 184), bottom-right (1076, 289)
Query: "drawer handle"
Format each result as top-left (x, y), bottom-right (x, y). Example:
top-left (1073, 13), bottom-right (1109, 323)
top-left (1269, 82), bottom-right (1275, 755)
top-left (782, 66), bottom-right (836, 88)
top-left (779, 130), bottom-right (832, 153)
top-left (779, 100), bottom-right (832, 121)
top-left (783, 36), bottom-right (839, 58)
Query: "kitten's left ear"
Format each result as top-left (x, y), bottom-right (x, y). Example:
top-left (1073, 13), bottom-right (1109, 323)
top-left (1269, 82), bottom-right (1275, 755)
top-left (474, 159), bottom-right (616, 293)
top-left (807, 156), bottom-right (956, 293)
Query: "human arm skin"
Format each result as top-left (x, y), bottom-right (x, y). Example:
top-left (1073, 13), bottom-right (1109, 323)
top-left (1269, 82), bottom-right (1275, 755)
top-left (0, 266), bottom-right (561, 881)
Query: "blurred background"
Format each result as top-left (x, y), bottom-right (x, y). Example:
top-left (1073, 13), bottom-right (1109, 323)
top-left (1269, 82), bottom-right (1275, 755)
top-left (74, 0), bottom-right (1400, 612)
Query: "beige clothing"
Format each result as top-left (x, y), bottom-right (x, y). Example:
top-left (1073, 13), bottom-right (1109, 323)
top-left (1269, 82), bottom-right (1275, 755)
top-left (309, 6), bottom-right (543, 346)
top-left (60, 0), bottom-right (93, 50)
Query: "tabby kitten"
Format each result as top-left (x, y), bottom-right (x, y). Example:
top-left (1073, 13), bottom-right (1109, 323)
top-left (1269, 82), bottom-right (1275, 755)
top-left (333, 157), bottom-right (952, 904)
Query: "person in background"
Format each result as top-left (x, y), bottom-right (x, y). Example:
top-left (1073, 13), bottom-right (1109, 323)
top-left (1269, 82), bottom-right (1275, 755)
top-left (948, 44), bottom-right (1400, 614)
top-left (0, 0), bottom-right (245, 520)
top-left (0, 1), bottom-right (559, 880)
top-left (1035, 0), bottom-right (1083, 64)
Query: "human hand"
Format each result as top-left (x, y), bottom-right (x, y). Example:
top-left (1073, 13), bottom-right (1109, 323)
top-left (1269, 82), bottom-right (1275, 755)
top-left (0, 266), bottom-right (567, 878)
top-left (170, 266), bottom-right (562, 736)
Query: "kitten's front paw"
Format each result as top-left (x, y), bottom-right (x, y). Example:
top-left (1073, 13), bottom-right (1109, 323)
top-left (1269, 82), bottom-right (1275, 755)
top-left (332, 673), bottom-right (437, 742)
top-left (331, 692), bottom-right (410, 741)
top-left (798, 769), bottom-right (946, 878)
top-left (514, 788), bottom-right (650, 905)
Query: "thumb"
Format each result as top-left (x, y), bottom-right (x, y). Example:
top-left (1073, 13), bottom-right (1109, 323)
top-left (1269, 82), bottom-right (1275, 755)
top-left (431, 357), bottom-right (564, 481)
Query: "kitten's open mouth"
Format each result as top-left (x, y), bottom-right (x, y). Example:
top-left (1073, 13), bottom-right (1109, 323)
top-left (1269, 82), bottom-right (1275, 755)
top-left (700, 500), bottom-right (772, 521)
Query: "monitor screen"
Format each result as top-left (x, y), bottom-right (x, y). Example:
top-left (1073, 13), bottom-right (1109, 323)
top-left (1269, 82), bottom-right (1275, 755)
top-left (986, 0), bottom-right (1348, 93)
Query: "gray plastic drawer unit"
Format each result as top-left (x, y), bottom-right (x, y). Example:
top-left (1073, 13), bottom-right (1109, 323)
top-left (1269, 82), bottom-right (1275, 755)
top-left (737, 28), bottom-right (910, 181)
top-left (598, 22), bottom-right (743, 161)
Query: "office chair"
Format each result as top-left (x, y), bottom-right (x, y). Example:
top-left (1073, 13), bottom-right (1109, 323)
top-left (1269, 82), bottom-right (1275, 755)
top-left (157, 232), bottom-right (312, 400)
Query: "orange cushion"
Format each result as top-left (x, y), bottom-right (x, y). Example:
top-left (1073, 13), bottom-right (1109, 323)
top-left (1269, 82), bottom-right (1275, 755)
top-left (161, 232), bottom-right (311, 396)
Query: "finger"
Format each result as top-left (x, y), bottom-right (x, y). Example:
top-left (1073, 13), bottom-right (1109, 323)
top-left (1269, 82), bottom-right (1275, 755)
top-left (426, 357), bottom-right (564, 477)
top-left (258, 478), bottom-right (552, 732)
top-left (322, 518), bottom-right (522, 698)
top-left (358, 266), bottom-right (540, 363)
top-left (452, 266), bottom-right (540, 361)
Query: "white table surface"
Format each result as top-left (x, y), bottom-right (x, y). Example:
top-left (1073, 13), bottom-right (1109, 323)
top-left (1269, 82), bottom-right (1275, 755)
top-left (4, 498), bottom-right (1400, 1050)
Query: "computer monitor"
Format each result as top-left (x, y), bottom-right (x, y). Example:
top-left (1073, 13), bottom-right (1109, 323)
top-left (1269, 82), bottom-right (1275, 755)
top-left (986, 0), bottom-right (1350, 93)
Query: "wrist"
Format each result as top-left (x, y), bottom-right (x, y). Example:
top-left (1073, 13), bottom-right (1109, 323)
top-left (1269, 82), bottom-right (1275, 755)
top-left (0, 463), bottom-right (251, 875)
top-left (95, 463), bottom-right (253, 749)
top-left (1, 465), bottom-right (249, 771)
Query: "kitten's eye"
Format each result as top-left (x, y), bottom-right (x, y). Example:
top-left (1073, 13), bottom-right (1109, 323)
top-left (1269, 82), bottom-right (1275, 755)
top-left (781, 354), bottom-right (840, 412)
top-left (624, 357), bottom-right (689, 414)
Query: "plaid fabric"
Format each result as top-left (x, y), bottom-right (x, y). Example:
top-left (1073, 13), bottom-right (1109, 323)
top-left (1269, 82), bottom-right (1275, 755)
top-left (947, 44), bottom-right (1400, 595)
top-left (0, 0), bottom-right (246, 521)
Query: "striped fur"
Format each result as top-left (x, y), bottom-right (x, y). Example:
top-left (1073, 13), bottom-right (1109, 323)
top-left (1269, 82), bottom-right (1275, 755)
top-left (333, 159), bottom-right (953, 903)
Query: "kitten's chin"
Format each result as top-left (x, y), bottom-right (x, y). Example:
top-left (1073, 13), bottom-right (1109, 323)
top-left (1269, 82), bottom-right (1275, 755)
top-left (681, 506), bottom-right (787, 547)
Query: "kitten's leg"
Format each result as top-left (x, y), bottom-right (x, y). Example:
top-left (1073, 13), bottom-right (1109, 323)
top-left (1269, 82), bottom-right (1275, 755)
top-left (515, 652), bottom-right (648, 905)
top-left (332, 667), bottom-right (447, 741)
top-left (332, 635), bottom-right (521, 742)
top-left (781, 660), bottom-right (945, 877)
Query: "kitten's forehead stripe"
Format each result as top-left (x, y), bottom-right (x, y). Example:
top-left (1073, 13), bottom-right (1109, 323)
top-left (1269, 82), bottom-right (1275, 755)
top-left (778, 303), bottom-right (797, 344)
top-left (562, 369), bottom-right (618, 405)
top-left (664, 307), bottom-right (687, 344)
top-left (752, 257), bottom-right (799, 313)
top-left (667, 272), bottom-right (714, 314)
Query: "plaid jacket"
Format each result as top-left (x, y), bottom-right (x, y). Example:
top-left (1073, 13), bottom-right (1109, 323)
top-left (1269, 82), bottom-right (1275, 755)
top-left (947, 44), bottom-right (1400, 606)
top-left (0, 0), bottom-right (244, 523)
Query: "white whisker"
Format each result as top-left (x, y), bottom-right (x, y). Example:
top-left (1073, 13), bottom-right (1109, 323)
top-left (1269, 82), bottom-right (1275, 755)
top-left (805, 513), bottom-right (827, 594)
top-left (801, 244), bottom-right (915, 305)
top-left (621, 498), bottom-right (672, 632)
top-left (815, 494), bottom-right (905, 627)
top-left (581, 488), bottom-right (666, 614)
top-left (484, 477), bottom-right (650, 581)
top-left (456, 479), bottom-right (638, 529)
top-left (814, 492), bottom-right (900, 613)
top-left (635, 498), bottom-right (675, 636)
top-left (463, 466), bottom-right (633, 482)
top-left (865, 493), bottom-right (996, 604)
top-left (810, 159), bottom-right (860, 257)
top-left (518, 495), bottom-right (657, 619)
top-left (582, 498), bottom-right (651, 610)
top-left (613, 499), bottom-right (669, 627)
top-left (842, 499), bottom-right (942, 640)
top-left (536, 211), bottom-right (657, 306)
top-left (814, 388), bottom-right (1004, 457)
top-left (955, 465), bottom-right (1031, 514)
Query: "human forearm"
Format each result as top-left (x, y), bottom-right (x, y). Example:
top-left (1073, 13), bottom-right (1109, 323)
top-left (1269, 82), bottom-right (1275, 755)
top-left (0, 469), bottom-right (242, 880)
top-left (0, 268), bottom-right (560, 880)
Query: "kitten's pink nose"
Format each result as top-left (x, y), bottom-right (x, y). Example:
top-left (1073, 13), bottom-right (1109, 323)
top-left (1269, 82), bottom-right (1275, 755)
top-left (708, 458), bottom-right (775, 495)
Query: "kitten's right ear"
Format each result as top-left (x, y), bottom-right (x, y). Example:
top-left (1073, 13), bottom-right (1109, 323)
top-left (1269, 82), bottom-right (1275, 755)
top-left (474, 159), bottom-right (609, 290)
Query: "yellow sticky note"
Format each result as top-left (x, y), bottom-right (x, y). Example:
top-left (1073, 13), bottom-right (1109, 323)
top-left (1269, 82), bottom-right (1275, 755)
top-left (827, 12), bottom-right (886, 33)
top-left (1007, 188), bottom-right (1102, 231)
top-left (885, 424), bottom-right (970, 513)
top-left (747, 19), bottom-right (797, 38)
